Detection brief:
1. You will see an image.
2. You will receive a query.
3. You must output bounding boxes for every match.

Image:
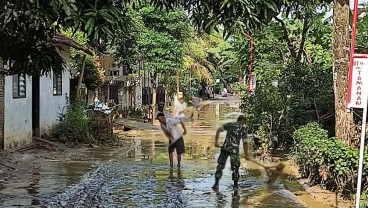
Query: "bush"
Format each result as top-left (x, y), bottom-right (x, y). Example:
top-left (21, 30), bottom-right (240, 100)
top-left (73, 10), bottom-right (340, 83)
top-left (52, 100), bottom-right (109, 143)
top-left (53, 100), bottom-right (90, 142)
top-left (293, 122), bottom-right (368, 203)
top-left (240, 63), bottom-right (334, 152)
top-left (363, 191), bottom-right (368, 208)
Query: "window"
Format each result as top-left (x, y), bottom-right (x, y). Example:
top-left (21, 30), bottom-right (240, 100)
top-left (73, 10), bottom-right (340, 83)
top-left (53, 72), bottom-right (62, 95)
top-left (13, 74), bottom-right (26, 98)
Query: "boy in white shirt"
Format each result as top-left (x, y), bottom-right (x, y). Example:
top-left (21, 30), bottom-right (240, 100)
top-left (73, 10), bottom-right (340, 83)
top-left (173, 97), bottom-right (187, 122)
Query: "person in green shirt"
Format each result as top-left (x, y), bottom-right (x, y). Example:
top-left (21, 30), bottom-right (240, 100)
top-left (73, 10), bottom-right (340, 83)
top-left (212, 115), bottom-right (250, 191)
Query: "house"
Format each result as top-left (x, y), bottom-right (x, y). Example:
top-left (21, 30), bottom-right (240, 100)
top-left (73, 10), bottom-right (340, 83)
top-left (100, 55), bottom-right (143, 109)
top-left (0, 33), bottom-right (93, 149)
top-left (100, 55), bottom-right (166, 112)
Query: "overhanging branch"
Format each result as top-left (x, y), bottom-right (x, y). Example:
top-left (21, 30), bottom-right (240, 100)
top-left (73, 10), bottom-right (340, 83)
top-left (274, 16), bottom-right (297, 59)
top-left (297, 18), bottom-right (311, 62)
top-left (51, 33), bottom-right (94, 56)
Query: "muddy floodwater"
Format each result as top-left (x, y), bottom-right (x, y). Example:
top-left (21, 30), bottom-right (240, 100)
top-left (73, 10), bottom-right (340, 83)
top-left (0, 98), bottom-right (331, 208)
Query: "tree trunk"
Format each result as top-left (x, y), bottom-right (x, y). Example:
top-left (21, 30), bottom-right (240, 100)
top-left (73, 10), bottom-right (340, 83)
top-left (0, 58), bottom-right (4, 149)
top-left (333, 0), bottom-right (359, 146)
top-left (77, 55), bottom-right (87, 97)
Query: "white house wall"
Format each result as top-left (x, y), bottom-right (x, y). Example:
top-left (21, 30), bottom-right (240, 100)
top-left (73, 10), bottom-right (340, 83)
top-left (39, 46), bottom-right (70, 135)
top-left (3, 45), bottom-right (71, 149)
top-left (3, 76), bottom-right (33, 149)
top-left (39, 71), bottom-right (70, 135)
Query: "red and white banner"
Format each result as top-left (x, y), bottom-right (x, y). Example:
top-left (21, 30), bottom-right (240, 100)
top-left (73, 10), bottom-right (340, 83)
top-left (248, 74), bottom-right (256, 93)
top-left (348, 57), bottom-right (368, 109)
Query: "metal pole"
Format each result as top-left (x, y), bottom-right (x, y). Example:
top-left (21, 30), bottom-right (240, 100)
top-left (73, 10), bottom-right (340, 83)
top-left (243, 32), bottom-right (254, 92)
top-left (356, 106), bottom-right (367, 208)
top-left (348, 0), bottom-right (359, 106)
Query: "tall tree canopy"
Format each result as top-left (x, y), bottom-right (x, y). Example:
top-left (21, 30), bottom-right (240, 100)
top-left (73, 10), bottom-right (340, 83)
top-left (152, 0), bottom-right (286, 36)
top-left (0, 0), bottom-right (129, 75)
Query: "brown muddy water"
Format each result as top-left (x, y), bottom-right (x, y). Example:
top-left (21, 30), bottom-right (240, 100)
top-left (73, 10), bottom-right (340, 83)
top-left (0, 98), bottom-right (329, 208)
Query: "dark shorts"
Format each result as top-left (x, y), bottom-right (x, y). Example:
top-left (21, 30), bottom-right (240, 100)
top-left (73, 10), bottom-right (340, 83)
top-left (168, 137), bottom-right (185, 154)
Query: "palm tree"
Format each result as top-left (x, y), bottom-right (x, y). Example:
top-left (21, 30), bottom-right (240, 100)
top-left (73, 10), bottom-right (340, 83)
top-left (183, 35), bottom-right (215, 84)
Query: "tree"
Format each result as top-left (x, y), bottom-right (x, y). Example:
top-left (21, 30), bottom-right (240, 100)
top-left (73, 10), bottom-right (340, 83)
top-left (332, 0), bottom-right (358, 146)
top-left (134, 4), bottom-right (191, 97)
top-left (151, 0), bottom-right (286, 36)
top-left (273, 0), bottom-right (330, 63)
top-left (0, 0), bottom-right (129, 75)
top-left (200, 1), bottom-right (335, 151)
top-left (112, 5), bottom-right (145, 67)
top-left (183, 32), bottom-right (215, 84)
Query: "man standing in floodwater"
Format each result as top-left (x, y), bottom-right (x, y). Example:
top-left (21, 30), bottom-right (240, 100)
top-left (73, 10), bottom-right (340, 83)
top-left (157, 112), bottom-right (187, 168)
top-left (212, 115), bottom-right (250, 191)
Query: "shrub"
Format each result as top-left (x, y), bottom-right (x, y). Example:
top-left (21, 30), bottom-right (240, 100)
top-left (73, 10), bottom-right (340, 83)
top-left (52, 99), bottom-right (111, 143)
top-left (240, 63), bottom-right (334, 152)
top-left (52, 99), bottom-right (96, 144)
top-left (293, 122), bottom-right (368, 202)
top-left (362, 191), bottom-right (368, 208)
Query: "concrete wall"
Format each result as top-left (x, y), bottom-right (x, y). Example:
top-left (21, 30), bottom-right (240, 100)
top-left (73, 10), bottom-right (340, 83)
top-left (39, 46), bottom-right (70, 135)
top-left (3, 45), bottom-right (71, 149)
top-left (39, 71), bottom-right (70, 135)
top-left (119, 87), bottom-right (131, 109)
top-left (3, 75), bottom-right (33, 149)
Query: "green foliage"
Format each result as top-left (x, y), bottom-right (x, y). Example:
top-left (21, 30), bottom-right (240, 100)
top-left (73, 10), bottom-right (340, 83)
top-left (113, 5), bottom-right (145, 66)
top-left (63, 29), bottom-right (104, 91)
top-left (53, 99), bottom-right (92, 143)
top-left (52, 98), bottom-right (118, 145)
top-left (183, 32), bottom-right (215, 84)
top-left (151, 0), bottom-right (285, 37)
top-left (83, 57), bottom-right (104, 90)
top-left (233, 83), bottom-right (247, 94)
top-left (137, 4), bottom-right (190, 77)
top-left (362, 190), bottom-right (368, 208)
top-left (254, 125), bottom-right (273, 160)
top-left (282, 63), bottom-right (335, 133)
top-left (0, 0), bottom-right (130, 75)
top-left (293, 123), bottom-right (368, 200)
top-left (241, 62), bottom-right (334, 151)
top-left (356, 7), bottom-right (368, 52)
top-left (112, 2), bottom-right (217, 97)
top-left (233, 3), bottom-right (334, 152)
top-left (241, 77), bottom-right (293, 149)
top-left (208, 33), bottom-right (245, 86)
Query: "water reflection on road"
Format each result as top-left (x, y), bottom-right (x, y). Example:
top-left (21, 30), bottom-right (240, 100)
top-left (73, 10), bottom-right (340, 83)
top-left (109, 100), bottom-right (304, 207)
top-left (0, 98), bottom-right (323, 207)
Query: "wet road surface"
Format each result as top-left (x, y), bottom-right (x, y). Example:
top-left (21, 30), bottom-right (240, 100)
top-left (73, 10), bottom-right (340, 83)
top-left (0, 98), bottom-right (327, 207)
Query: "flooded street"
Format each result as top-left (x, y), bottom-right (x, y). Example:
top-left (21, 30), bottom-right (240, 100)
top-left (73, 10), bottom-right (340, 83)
top-left (0, 98), bottom-right (329, 208)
